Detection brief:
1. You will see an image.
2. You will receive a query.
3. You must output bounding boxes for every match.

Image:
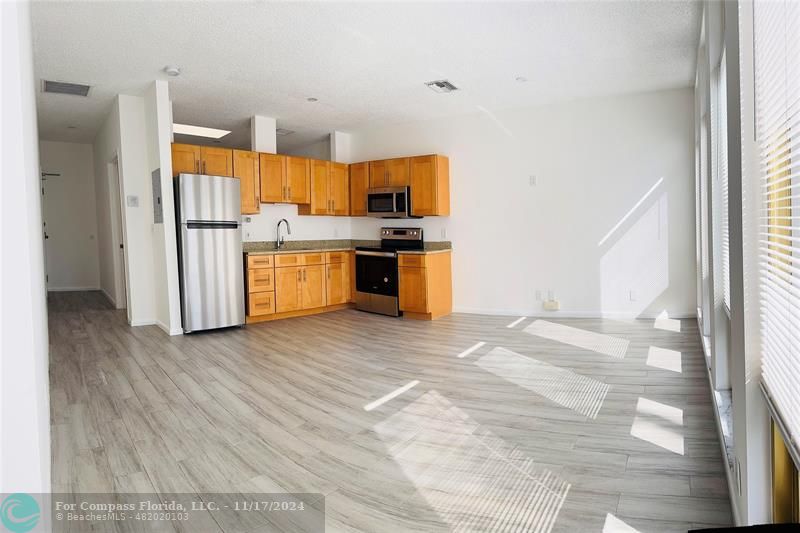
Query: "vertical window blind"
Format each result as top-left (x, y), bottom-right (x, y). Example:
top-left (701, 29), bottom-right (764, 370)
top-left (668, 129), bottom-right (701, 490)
top-left (755, 0), bottom-right (800, 444)
top-left (719, 55), bottom-right (730, 312)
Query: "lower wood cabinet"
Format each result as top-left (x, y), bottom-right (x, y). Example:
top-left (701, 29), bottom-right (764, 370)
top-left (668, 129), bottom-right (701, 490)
top-left (248, 291), bottom-right (275, 316)
top-left (273, 255), bottom-right (328, 313)
top-left (275, 266), bottom-right (303, 313)
top-left (301, 264), bottom-right (327, 309)
top-left (398, 251), bottom-right (452, 320)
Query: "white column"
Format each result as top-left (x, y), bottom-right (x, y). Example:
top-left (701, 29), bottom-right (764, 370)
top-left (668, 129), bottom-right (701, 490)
top-left (330, 131), bottom-right (352, 163)
top-left (0, 0), bottom-right (51, 494)
top-left (251, 115), bottom-right (277, 153)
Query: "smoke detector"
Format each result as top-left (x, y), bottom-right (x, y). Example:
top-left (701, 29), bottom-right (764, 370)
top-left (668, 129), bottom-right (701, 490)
top-left (163, 65), bottom-right (181, 77)
top-left (425, 80), bottom-right (459, 93)
top-left (42, 80), bottom-right (91, 97)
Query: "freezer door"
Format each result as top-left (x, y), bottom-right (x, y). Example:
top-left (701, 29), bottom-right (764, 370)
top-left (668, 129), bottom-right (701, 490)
top-left (177, 173), bottom-right (241, 223)
top-left (180, 223), bottom-right (244, 332)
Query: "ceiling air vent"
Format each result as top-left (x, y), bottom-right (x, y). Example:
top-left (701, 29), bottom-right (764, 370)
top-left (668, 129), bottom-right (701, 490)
top-left (425, 80), bottom-right (459, 93)
top-left (42, 80), bottom-right (91, 97)
top-left (276, 128), bottom-right (295, 136)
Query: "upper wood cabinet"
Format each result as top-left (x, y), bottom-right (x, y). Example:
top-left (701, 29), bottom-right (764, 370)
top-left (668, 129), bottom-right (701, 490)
top-left (299, 161), bottom-right (350, 216)
top-left (259, 153), bottom-right (285, 203)
top-left (386, 157), bottom-right (410, 187)
top-left (172, 144), bottom-right (201, 174)
top-left (171, 143), bottom-right (233, 177)
top-left (349, 162), bottom-right (369, 216)
top-left (285, 156), bottom-right (310, 204)
top-left (368, 159), bottom-right (386, 188)
top-left (232, 150), bottom-right (260, 215)
top-left (410, 155), bottom-right (450, 216)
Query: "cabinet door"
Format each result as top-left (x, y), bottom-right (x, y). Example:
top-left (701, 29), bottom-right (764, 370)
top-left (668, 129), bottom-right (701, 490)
top-left (200, 146), bottom-right (233, 176)
top-left (233, 150), bottom-right (260, 215)
top-left (349, 162), bottom-right (368, 216)
top-left (386, 157), bottom-right (410, 187)
top-left (171, 144), bottom-right (200, 175)
top-left (248, 291), bottom-right (275, 316)
top-left (409, 155), bottom-right (436, 216)
top-left (259, 153), bottom-right (285, 203)
top-left (247, 268), bottom-right (274, 293)
top-left (302, 265), bottom-right (326, 309)
top-left (309, 160), bottom-right (330, 215)
top-left (326, 263), bottom-right (347, 305)
top-left (369, 160), bottom-right (387, 188)
top-left (330, 163), bottom-right (350, 216)
top-left (348, 252), bottom-right (355, 302)
top-left (399, 267), bottom-right (428, 313)
top-left (275, 267), bottom-right (302, 313)
top-left (286, 157), bottom-right (310, 204)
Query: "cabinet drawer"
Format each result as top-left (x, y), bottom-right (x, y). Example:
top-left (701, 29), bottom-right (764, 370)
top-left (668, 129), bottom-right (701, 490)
top-left (303, 252), bottom-right (325, 266)
top-left (325, 251), bottom-right (347, 264)
top-left (247, 254), bottom-right (273, 269)
top-left (248, 291), bottom-right (275, 316)
top-left (398, 254), bottom-right (427, 268)
top-left (274, 254), bottom-right (303, 267)
top-left (248, 268), bottom-right (274, 293)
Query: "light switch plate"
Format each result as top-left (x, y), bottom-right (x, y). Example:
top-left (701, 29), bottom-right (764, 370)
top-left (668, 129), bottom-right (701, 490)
top-left (126, 195), bottom-right (139, 208)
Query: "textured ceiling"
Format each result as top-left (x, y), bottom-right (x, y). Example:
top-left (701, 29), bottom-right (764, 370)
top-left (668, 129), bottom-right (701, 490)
top-left (31, 1), bottom-right (700, 152)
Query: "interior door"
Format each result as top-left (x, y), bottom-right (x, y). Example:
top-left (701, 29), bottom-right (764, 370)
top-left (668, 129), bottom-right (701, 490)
top-left (302, 265), bottom-right (326, 309)
top-left (275, 267), bottom-right (302, 312)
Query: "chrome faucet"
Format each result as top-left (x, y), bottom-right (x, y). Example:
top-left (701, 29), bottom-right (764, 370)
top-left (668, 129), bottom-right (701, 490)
top-left (276, 218), bottom-right (291, 249)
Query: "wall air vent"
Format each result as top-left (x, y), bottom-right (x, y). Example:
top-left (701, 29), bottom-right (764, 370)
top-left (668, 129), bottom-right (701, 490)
top-left (42, 80), bottom-right (91, 97)
top-left (425, 80), bottom-right (459, 93)
top-left (276, 128), bottom-right (295, 136)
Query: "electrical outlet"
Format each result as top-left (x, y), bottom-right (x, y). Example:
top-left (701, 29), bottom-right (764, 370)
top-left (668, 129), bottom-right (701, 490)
top-left (629, 290), bottom-right (637, 302)
top-left (441, 228), bottom-right (447, 239)
top-left (334, 228), bottom-right (339, 238)
top-left (547, 289), bottom-right (554, 301)
top-left (529, 175), bottom-right (537, 186)
top-left (543, 299), bottom-right (560, 311)
top-left (535, 290), bottom-right (542, 301)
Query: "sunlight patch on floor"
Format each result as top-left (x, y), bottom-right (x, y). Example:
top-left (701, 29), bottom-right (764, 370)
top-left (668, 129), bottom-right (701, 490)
top-left (476, 347), bottom-right (610, 419)
top-left (456, 341), bottom-right (486, 359)
top-left (646, 346), bottom-right (682, 373)
top-left (374, 389), bottom-right (570, 533)
top-left (364, 380), bottom-right (420, 411)
top-left (654, 310), bottom-right (681, 332)
top-left (630, 397), bottom-right (684, 455)
top-left (603, 513), bottom-right (641, 533)
top-left (524, 320), bottom-right (630, 359)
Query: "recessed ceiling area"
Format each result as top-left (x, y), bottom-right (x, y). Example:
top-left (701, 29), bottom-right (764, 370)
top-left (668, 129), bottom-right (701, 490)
top-left (31, 1), bottom-right (700, 152)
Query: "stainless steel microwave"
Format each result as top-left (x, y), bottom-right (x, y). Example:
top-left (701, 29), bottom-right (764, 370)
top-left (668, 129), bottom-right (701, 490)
top-left (367, 186), bottom-right (417, 218)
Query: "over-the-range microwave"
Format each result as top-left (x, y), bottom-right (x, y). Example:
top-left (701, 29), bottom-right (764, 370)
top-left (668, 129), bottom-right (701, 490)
top-left (366, 186), bottom-right (420, 218)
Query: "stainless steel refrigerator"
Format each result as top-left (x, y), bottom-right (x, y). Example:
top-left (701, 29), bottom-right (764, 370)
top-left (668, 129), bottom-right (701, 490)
top-left (175, 173), bottom-right (245, 333)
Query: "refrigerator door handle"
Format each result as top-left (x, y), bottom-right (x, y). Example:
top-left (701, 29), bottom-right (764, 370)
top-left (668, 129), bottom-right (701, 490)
top-left (186, 221), bottom-right (239, 230)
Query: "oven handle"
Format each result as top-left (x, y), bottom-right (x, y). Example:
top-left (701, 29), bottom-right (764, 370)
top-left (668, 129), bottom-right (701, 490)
top-left (355, 250), bottom-right (397, 258)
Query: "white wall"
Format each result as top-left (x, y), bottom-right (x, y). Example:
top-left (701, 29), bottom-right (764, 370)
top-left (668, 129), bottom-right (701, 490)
top-left (93, 99), bottom-right (125, 307)
top-left (243, 204), bottom-right (352, 242)
top-left (349, 88), bottom-right (697, 318)
top-left (39, 141), bottom-right (100, 290)
top-left (0, 0), bottom-right (51, 494)
top-left (285, 135), bottom-right (331, 160)
top-left (143, 81), bottom-right (181, 335)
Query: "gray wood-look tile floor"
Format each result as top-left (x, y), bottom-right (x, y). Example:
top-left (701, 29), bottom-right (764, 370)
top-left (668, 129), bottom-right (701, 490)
top-left (49, 291), bottom-right (732, 532)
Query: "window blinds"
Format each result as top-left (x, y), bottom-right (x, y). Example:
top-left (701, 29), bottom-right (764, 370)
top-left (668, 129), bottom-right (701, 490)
top-left (755, 0), bottom-right (800, 444)
top-left (719, 56), bottom-right (730, 312)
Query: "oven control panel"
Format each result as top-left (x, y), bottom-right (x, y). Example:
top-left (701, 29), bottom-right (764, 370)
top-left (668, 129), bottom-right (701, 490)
top-left (381, 227), bottom-right (423, 241)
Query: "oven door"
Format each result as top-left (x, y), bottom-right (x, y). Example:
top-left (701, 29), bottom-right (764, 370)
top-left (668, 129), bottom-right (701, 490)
top-left (355, 251), bottom-right (398, 296)
top-left (367, 187), bottom-right (409, 218)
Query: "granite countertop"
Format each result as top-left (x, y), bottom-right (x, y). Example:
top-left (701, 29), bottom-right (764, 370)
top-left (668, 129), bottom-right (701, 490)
top-left (243, 239), bottom-right (451, 255)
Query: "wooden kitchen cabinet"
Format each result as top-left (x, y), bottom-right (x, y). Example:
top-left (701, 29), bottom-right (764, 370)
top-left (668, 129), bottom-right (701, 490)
top-left (299, 161), bottom-right (350, 216)
top-left (368, 160), bottom-right (386, 188)
top-left (398, 251), bottom-right (452, 320)
top-left (171, 143), bottom-right (201, 174)
top-left (302, 264), bottom-right (327, 309)
top-left (259, 153), bottom-right (286, 203)
top-left (386, 157), bottom-right (410, 187)
top-left (275, 266), bottom-right (302, 313)
top-left (171, 143), bottom-right (233, 177)
top-left (349, 162), bottom-right (369, 216)
top-left (248, 291), bottom-right (275, 316)
top-left (259, 154), bottom-right (310, 204)
top-left (233, 150), bottom-right (260, 215)
top-left (410, 155), bottom-right (450, 216)
top-left (285, 156), bottom-right (310, 204)
top-left (326, 261), bottom-right (349, 305)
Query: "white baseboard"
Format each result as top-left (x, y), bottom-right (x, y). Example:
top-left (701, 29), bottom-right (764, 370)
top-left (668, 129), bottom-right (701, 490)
top-left (155, 319), bottom-right (183, 336)
top-left (47, 286), bottom-right (101, 292)
top-left (452, 306), bottom-right (696, 320)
